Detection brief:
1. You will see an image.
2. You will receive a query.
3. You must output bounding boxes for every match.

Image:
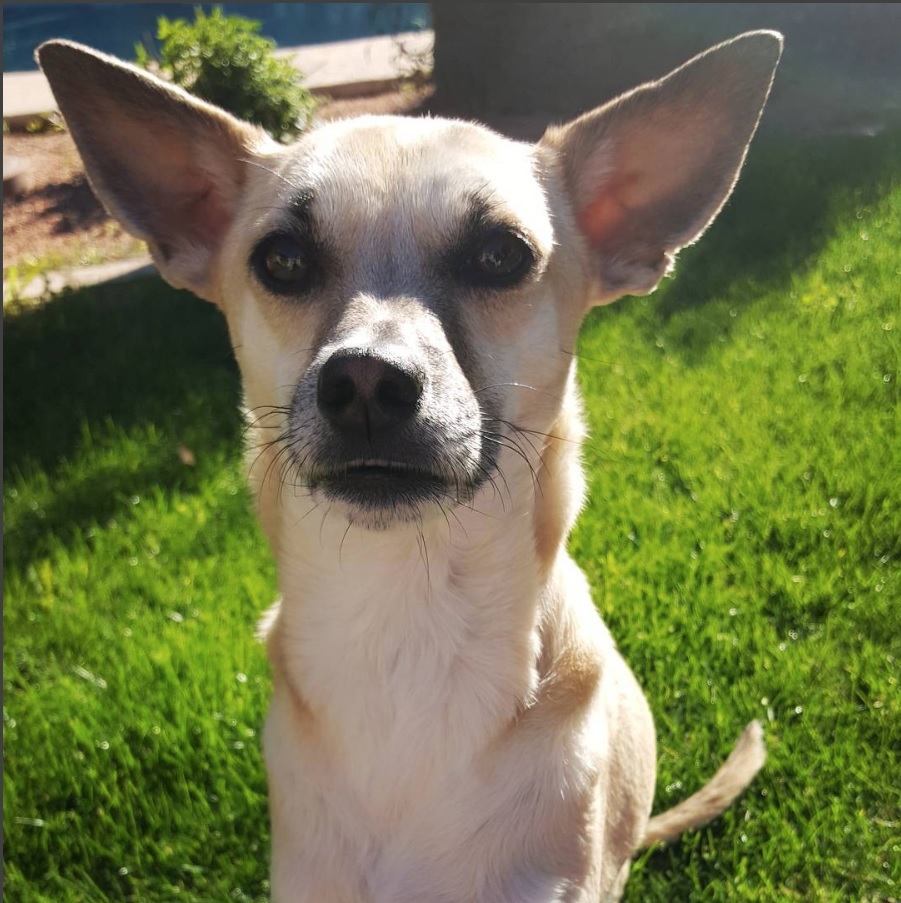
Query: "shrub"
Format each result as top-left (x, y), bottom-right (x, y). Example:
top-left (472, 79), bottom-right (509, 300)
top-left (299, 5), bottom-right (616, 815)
top-left (136, 7), bottom-right (317, 142)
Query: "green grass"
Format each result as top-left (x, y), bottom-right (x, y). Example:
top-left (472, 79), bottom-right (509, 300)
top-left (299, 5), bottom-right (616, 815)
top-left (4, 130), bottom-right (899, 901)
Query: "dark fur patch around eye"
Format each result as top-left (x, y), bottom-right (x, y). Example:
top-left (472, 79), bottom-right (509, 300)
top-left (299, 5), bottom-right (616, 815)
top-left (448, 195), bottom-right (538, 291)
top-left (249, 191), bottom-right (325, 296)
top-left (251, 232), bottom-right (320, 295)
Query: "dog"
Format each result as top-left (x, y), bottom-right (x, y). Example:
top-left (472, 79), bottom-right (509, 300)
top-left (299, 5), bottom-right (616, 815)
top-left (38, 29), bottom-right (781, 901)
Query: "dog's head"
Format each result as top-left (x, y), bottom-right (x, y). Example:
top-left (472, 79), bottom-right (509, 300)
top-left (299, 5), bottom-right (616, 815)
top-left (38, 33), bottom-right (781, 532)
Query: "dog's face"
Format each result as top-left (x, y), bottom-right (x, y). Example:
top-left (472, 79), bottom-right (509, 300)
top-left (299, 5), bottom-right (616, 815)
top-left (38, 34), bottom-right (781, 531)
top-left (221, 116), bottom-right (584, 528)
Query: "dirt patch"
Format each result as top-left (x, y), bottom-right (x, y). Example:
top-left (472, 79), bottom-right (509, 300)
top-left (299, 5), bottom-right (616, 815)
top-left (3, 130), bottom-right (143, 269)
top-left (315, 82), bottom-right (433, 122)
top-left (2, 83), bottom-right (434, 272)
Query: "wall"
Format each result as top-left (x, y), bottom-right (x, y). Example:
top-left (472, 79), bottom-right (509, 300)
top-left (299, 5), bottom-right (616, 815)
top-left (431, 4), bottom-right (901, 138)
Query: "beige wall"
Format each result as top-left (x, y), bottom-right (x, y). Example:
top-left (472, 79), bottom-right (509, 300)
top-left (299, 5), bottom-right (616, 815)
top-left (431, 4), bottom-right (901, 138)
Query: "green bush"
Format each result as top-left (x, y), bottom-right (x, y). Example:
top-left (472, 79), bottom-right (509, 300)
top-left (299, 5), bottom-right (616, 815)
top-left (136, 7), bottom-right (317, 142)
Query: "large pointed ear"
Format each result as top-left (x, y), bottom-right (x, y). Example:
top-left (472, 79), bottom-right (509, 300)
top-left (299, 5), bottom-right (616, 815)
top-left (541, 30), bottom-right (782, 304)
top-left (36, 40), bottom-right (269, 304)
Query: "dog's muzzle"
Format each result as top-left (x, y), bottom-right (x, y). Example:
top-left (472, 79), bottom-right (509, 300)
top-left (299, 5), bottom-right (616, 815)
top-left (296, 341), bottom-right (488, 525)
top-left (314, 350), bottom-right (445, 509)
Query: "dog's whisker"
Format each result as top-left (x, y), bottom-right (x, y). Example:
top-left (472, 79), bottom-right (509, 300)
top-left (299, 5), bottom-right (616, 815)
top-left (239, 156), bottom-right (308, 192)
top-left (414, 518), bottom-right (432, 594)
top-left (435, 499), bottom-right (461, 543)
top-left (512, 425), bottom-right (579, 446)
top-left (558, 348), bottom-right (615, 366)
top-left (473, 457), bottom-right (510, 513)
top-left (485, 432), bottom-right (543, 500)
top-left (243, 406), bottom-right (291, 439)
top-left (247, 433), bottom-right (289, 485)
top-left (474, 383), bottom-right (565, 403)
top-left (337, 521), bottom-right (354, 569)
top-left (474, 382), bottom-right (540, 394)
top-left (481, 432), bottom-right (534, 472)
top-left (288, 500), bottom-right (323, 532)
top-left (255, 430), bottom-right (303, 505)
top-left (244, 403), bottom-right (291, 419)
top-left (279, 438), bottom-right (315, 504)
top-left (482, 439), bottom-right (525, 500)
top-left (317, 505), bottom-right (331, 549)
top-left (493, 420), bottom-right (545, 460)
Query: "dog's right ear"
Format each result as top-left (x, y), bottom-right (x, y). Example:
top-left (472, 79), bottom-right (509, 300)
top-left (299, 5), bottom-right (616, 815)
top-left (37, 40), bottom-right (268, 304)
top-left (541, 31), bottom-right (782, 305)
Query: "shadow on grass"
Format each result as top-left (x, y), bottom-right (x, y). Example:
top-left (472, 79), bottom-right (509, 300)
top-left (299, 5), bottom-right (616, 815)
top-left (4, 278), bottom-right (242, 565)
top-left (4, 277), bottom-right (240, 470)
top-left (4, 433), bottom-right (213, 572)
top-left (586, 128), bottom-right (901, 359)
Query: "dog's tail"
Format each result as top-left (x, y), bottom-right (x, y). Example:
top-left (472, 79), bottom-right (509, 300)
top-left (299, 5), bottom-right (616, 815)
top-left (639, 719), bottom-right (766, 849)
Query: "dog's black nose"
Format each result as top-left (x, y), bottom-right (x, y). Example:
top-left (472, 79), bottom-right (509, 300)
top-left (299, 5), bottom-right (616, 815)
top-left (317, 351), bottom-right (423, 436)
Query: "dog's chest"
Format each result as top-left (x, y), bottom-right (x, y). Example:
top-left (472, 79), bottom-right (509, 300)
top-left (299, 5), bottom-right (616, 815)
top-left (271, 528), bottom-right (542, 823)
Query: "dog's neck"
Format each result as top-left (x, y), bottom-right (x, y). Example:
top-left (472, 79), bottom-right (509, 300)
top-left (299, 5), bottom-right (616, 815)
top-left (258, 481), bottom-right (552, 820)
top-left (275, 479), bottom-right (544, 736)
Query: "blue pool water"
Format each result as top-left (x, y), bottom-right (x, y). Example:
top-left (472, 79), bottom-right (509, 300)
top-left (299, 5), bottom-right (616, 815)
top-left (2, 3), bottom-right (430, 72)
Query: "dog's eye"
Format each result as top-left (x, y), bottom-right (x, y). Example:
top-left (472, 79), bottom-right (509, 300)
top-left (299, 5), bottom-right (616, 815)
top-left (468, 231), bottom-right (533, 287)
top-left (263, 236), bottom-right (308, 283)
top-left (252, 234), bottom-right (313, 293)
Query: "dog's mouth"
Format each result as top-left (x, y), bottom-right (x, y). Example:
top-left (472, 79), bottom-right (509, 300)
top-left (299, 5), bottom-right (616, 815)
top-left (311, 458), bottom-right (453, 513)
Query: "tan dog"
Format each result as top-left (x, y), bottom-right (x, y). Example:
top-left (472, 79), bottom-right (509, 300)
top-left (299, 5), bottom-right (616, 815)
top-left (39, 30), bottom-right (781, 901)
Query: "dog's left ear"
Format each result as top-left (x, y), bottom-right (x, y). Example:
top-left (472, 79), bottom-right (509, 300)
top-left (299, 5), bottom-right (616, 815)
top-left (541, 30), bottom-right (782, 304)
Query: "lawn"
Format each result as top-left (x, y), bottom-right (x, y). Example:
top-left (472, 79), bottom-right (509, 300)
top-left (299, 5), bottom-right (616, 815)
top-left (4, 128), bottom-right (899, 901)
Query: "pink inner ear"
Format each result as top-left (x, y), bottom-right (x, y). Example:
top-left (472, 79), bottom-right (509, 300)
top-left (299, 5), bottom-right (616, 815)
top-left (150, 161), bottom-right (238, 262)
top-left (575, 170), bottom-right (640, 248)
top-left (576, 192), bottom-right (627, 248)
top-left (179, 177), bottom-right (232, 246)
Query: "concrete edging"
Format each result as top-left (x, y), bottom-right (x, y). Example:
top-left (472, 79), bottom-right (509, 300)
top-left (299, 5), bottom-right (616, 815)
top-left (4, 256), bottom-right (158, 305)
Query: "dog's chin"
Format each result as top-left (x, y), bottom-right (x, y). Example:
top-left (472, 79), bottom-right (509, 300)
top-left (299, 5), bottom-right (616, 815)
top-left (311, 463), bottom-right (464, 531)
